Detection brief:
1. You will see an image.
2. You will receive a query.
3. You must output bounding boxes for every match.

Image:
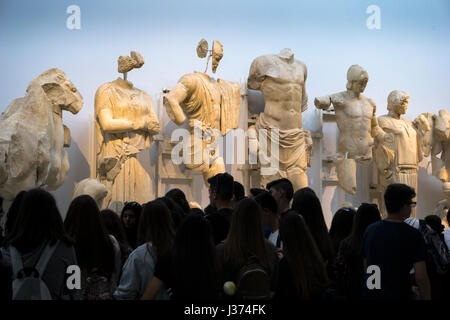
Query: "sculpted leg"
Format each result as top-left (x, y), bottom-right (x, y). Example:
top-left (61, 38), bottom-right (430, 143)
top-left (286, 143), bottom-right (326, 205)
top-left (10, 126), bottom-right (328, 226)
top-left (287, 167), bottom-right (308, 191)
top-left (336, 158), bottom-right (357, 195)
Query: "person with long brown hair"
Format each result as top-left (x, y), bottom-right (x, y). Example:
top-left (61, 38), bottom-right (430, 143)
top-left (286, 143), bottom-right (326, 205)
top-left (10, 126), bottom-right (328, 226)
top-left (64, 195), bottom-right (121, 299)
top-left (216, 198), bottom-right (279, 297)
top-left (1, 188), bottom-right (77, 299)
top-left (114, 199), bottom-right (174, 300)
top-left (333, 203), bottom-right (381, 299)
top-left (291, 187), bottom-right (335, 263)
top-left (276, 212), bottom-right (330, 299)
top-left (141, 214), bottom-right (219, 300)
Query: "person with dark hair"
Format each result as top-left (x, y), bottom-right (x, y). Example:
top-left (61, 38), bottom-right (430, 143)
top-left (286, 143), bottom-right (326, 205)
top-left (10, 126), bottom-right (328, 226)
top-left (205, 173), bottom-right (234, 245)
top-left (158, 197), bottom-right (184, 231)
top-left (267, 178), bottom-right (293, 216)
top-left (165, 188), bottom-right (191, 217)
top-left (0, 188), bottom-right (78, 299)
top-left (191, 208), bottom-right (205, 216)
top-left (249, 188), bottom-right (265, 198)
top-left (141, 214), bottom-right (219, 300)
top-left (65, 195), bottom-right (121, 299)
top-left (254, 191), bottom-right (279, 245)
top-left (232, 181), bottom-right (245, 206)
top-left (329, 207), bottom-right (356, 254)
top-left (114, 199), bottom-right (174, 300)
top-left (292, 187), bottom-right (335, 264)
top-left (120, 201), bottom-right (142, 249)
top-left (275, 212), bottom-right (330, 299)
top-left (204, 204), bottom-right (217, 216)
top-left (361, 183), bottom-right (430, 299)
top-left (333, 203), bottom-right (381, 299)
top-left (424, 215), bottom-right (445, 235)
top-left (216, 198), bottom-right (279, 298)
top-left (101, 209), bottom-right (132, 267)
top-left (3, 191), bottom-right (27, 243)
top-left (408, 214), bottom-right (450, 300)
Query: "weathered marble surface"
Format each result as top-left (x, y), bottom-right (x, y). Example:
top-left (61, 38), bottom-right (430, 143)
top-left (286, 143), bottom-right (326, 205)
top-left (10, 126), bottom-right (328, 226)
top-left (247, 49), bottom-right (313, 191)
top-left (0, 68), bottom-right (83, 200)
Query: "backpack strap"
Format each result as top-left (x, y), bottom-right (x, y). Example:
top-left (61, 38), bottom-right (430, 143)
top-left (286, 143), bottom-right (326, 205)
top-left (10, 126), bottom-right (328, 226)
top-left (35, 241), bottom-right (59, 279)
top-left (8, 245), bottom-right (24, 279)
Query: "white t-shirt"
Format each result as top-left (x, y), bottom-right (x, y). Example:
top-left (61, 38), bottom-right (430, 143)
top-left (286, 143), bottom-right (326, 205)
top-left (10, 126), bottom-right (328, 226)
top-left (268, 230), bottom-right (279, 246)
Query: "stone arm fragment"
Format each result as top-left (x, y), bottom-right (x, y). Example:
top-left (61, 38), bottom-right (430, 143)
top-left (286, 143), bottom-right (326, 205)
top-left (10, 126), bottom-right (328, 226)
top-left (95, 90), bottom-right (137, 133)
top-left (314, 95), bottom-right (331, 110)
top-left (413, 113), bottom-right (432, 162)
top-left (164, 83), bottom-right (188, 125)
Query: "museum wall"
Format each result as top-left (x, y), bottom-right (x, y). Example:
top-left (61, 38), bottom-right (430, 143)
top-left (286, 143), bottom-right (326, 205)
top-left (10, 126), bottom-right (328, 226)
top-left (1, 0), bottom-right (449, 225)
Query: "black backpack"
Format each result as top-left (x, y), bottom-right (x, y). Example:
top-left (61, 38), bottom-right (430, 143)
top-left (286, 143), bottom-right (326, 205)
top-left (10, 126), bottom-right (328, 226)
top-left (235, 256), bottom-right (272, 300)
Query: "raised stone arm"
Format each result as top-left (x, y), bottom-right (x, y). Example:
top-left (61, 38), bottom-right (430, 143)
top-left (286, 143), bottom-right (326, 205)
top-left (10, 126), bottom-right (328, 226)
top-left (164, 83), bottom-right (188, 125)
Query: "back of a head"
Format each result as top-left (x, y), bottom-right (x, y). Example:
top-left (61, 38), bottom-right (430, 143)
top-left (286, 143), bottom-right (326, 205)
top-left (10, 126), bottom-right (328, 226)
top-left (139, 199), bottom-right (174, 258)
top-left (173, 214), bottom-right (218, 299)
top-left (208, 172), bottom-right (234, 203)
top-left (254, 191), bottom-right (278, 215)
top-left (6, 188), bottom-right (68, 253)
top-left (425, 215), bottom-right (444, 234)
top-left (233, 181), bottom-right (245, 202)
top-left (350, 203), bottom-right (381, 249)
top-left (226, 198), bottom-right (273, 273)
top-left (165, 188), bottom-right (191, 216)
top-left (158, 197), bottom-right (184, 231)
top-left (292, 188), bottom-right (325, 232)
top-left (65, 195), bottom-right (114, 274)
top-left (250, 188), bottom-right (265, 198)
top-left (100, 209), bottom-right (128, 245)
top-left (279, 212), bottom-right (328, 298)
top-left (384, 183), bottom-right (416, 214)
top-left (266, 178), bottom-right (294, 202)
top-left (191, 208), bottom-right (205, 216)
top-left (5, 191), bottom-right (27, 237)
top-left (292, 188), bottom-right (334, 261)
top-left (329, 207), bottom-right (356, 248)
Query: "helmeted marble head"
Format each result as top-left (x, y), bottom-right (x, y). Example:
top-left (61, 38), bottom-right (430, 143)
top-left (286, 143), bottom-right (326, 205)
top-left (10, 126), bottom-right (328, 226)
top-left (387, 90), bottom-right (410, 115)
top-left (346, 65), bottom-right (369, 93)
top-left (212, 40), bottom-right (223, 73)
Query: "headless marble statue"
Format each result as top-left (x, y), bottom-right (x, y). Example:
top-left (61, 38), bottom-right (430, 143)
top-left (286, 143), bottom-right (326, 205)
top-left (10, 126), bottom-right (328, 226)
top-left (247, 48), bottom-right (313, 190)
top-left (314, 65), bottom-right (392, 194)
top-left (95, 51), bottom-right (160, 208)
top-left (164, 40), bottom-right (240, 184)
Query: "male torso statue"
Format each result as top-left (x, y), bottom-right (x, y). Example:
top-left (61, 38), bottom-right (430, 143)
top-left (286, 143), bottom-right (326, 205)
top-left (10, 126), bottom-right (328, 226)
top-left (247, 48), bottom-right (313, 190)
top-left (314, 65), bottom-right (390, 194)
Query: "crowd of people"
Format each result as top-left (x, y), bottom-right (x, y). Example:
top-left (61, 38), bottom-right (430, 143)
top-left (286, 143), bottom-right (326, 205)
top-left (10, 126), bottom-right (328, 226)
top-left (0, 173), bottom-right (449, 300)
